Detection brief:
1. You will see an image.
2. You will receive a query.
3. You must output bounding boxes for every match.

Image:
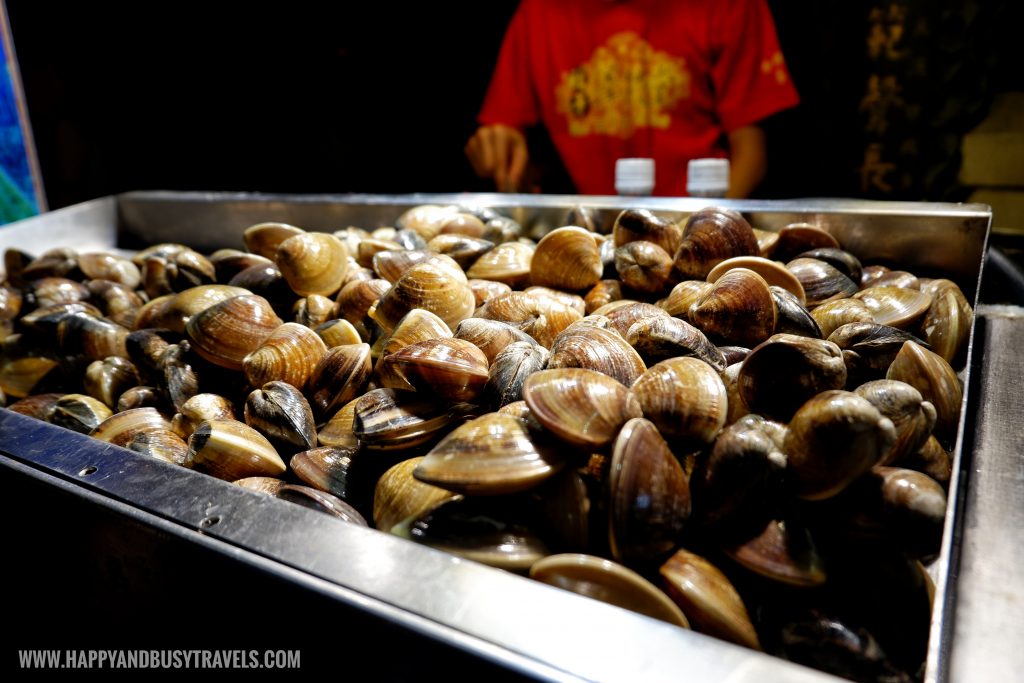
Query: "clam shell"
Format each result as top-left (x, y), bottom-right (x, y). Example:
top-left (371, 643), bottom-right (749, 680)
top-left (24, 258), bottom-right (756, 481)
top-left (690, 268), bottom-right (777, 348)
top-left (374, 457), bottom-right (461, 533)
top-left (466, 242), bottom-right (534, 286)
top-left (853, 286), bottom-right (933, 330)
top-left (723, 519), bottom-right (826, 587)
top-left (593, 300), bottom-right (669, 338)
top-left (886, 340), bottom-right (962, 444)
top-left (611, 208), bottom-right (682, 254)
top-left (523, 368), bottom-right (642, 449)
top-left (375, 308), bottom-right (453, 388)
top-left (919, 279), bottom-right (972, 367)
top-left (427, 234), bottom-right (494, 269)
top-left (773, 223), bottom-right (840, 262)
top-left (353, 387), bottom-right (463, 451)
top-left (91, 407), bottom-right (175, 446)
top-left (530, 553), bottom-right (690, 628)
top-left (306, 343), bottom-right (372, 420)
top-left (243, 222), bottom-right (305, 259)
top-left (584, 279), bottom-right (624, 314)
top-left (854, 379), bottom-right (936, 465)
top-left (483, 341), bottom-right (549, 411)
top-left (315, 318), bottom-right (363, 347)
top-left (614, 241), bottom-right (674, 295)
top-left (468, 278), bottom-right (513, 307)
top-left (83, 356), bottom-right (139, 409)
top-left (293, 294), bottom-right (335, 329)
top-left (316, 397), bottom-right (360, 448)
top-left (371, 249), bottom-right (434, 284)
top-left (370, 261), bottom-right (476, 333)
top-left (625, 315), bottom-right (726, 370)
top-left (186, 418), bottom-right (286, 481)
top-left (171, 393), bottom-right (236, 440)
top-left (242, 322), bottom-right (328, 391)
top-left (289, 445), bottom-right (359, 500)
top-left (673, 207), bottom-right (759, 280)
top-left (810, 298), bottom-right (875, 338)
top-left (608, 417), bottom-right (691, 564)
top-left (784, 390), bottom-right (896, 500)
top-left (185, 294), bottom-right (284, 370)
top-left (413, 412), bottom-right (564, 495)
top-left (49, 393), bottom-right (113, 434)
top-left (475, 291), bottom-right (582, 349)
top-left (659, 549), bottom-right (761, 650)
top-left (708, 255), bottom-right (806, 304)
top-left (547, 321), bottom-right (646, 387)
top-left (379, 337), bottom-right (489, 403)
top-left (275, 232), bottom-right (349, 297)
top-left (79, 252), bottom-right (141, 289)
top-left (530, 226), bottom-right (603, 291)
top-left (278, 484), bottom-right (368, 525)
top-left (524, 286), bottom-right (587, 316)
top-left (786, 258), bottom-right (859, 307)
top-left (657, 280), bottom-right (712, 321)
top-left (454, 317), bottom-right (539, 364)
top-left (631, 357), bottom-right (728, 446)
top-left (738, 334), bottom-right (847, 422)
top-left (244, 380), bottom-right (317, 454)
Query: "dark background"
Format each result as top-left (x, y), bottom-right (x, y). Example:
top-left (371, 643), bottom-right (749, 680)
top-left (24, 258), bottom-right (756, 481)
top-left (6, 2), bottom-right (1023, 211)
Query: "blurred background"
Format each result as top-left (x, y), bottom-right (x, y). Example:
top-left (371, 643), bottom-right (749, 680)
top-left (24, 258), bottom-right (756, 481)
top-left (4, 1), bottom-right (1023, 212)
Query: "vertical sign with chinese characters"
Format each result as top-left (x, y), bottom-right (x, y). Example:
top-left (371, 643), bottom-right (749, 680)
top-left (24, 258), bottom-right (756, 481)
top-left (0, 1), bottom-right (44, 223)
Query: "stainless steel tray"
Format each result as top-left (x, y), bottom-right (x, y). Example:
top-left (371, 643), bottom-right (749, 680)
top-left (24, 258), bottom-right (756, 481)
top-left (0, 191), bottom-right (1012, 682)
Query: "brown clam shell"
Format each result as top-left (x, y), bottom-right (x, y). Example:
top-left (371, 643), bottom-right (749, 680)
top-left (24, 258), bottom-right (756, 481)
top-left (523, 368), bottom-right (643, 450)
top-left (625, 315), bottom-right (726, 370)
top-left (185, 294), bottom-right (283, 371)
top-left (612, 208), bottom-right (682, 254)
top-left (738, 334), bottom-right (847, 422)
top-left (886, 340), bottom-right (962, 444)
top-left (275, 232), bottom-right (349, 297)
top-left (241, 322), bottom-right (328, 392)
top-left (466, 241), bottom-right (534, 286)
top-left (374, 456), bottom-right (461, 533)
top-left (243, 222), bottom-right (305, 259)
top-left (413, 412), bottom-right (564, 495)
top-left (379, 337), bottom-right (489, 403)
top-left (306, 343), bottom-right (372, 420)
top-left (689, 268), bottom-right (777, 349)
top-left (673, 207), bottom-right (759, 280)
top-left (186, 418), bottom-right (286, 481)
top-left (547, 321), bottom-right (646, 387)
top-left (530, 226), bottom-right (603, 291)
top-left (614, 241), bottom-right (674, 295)
top-left (854, 286), bottom-right (933, 330)
top-left (854, 379), bottom-right (937, 466)
top-left (244, 380), bottom-right (317, 454)
top-left (631, 357), bottom-right (728, 446)
top-left (370, 261), bottom-right (476, 333)
top-left (608, 417), bottom-right (691, 564)
top-left (707, 255), bottom-right (806, 304)
top-left (723, 519), bottom-right (826, 587)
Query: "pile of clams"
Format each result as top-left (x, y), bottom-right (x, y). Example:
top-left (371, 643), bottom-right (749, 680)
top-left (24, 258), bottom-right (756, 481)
top-left (0, 203), bottom-right (972, 683)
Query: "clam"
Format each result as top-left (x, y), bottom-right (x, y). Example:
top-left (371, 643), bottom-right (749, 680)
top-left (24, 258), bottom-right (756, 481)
top-left (583, 279), bottom-right (624, 314)
top-left (117, 386), bottom-right (166, 412)
top-left (853, 286), bottom-right (932, 329)
top-left (306, 343), bottom-right (372, 420)
top-left (244, 380), bottom-right (317, 454)
top-left (209, 249), bottom-right (274, 283)
top-left (378, 337), bottom-right (489, 403)
top-left (243, 222), bottom-right (305, 259)
top-left (185, 294), bottom-right (283, 370)
top-left (314, 318), bottom-right (363, 347)
top-left (278, 484), bottom-right (369, 525)
top-left (398, 496), bottom-right (550, 571)
top-left (689, 268), bottom-right (777, 348)
top-left (565, 204), bottom-right (600, 234)
top-left (370, 261), bottom-right (476, 333)
top-left (438, 211), bottom-right (488, 237)
top-left (56, 311), bottom-right (129, 361)
top-left (171, 392), bottom-right (236, 440)
top-left (547, 321), bottom-right (646, 387)
top-left (227, 264), bottom-right (295, 316)
top-left (316, 397), bottom-right (360, 448)
top-left (771, 286), bottom-right (822, 339)
top-left (21, 247), bottom-right (79, 281)
top-left (78, 252), bottom-right (141, 288)
top-left (475, 291), bottom-right (581, 348)
top-left (333, 277), bottom-right (391, 340)
top-left (827, 322), bottom-right (927, 386)
top-left (673, 207), bottom-right (759, 280)
top-left (357, 238), bottom-right (402, 269)
top-left (530, 226), bottom-right (603, 291)
top-left (614, 241), bottom-right (674, 294)
top-left (873, 270), bottom-right (920, 289)
top-left (522, 368), bottom-right (642, 450)
top-left (374, 457), bottom-right (461, 533)
top-left (723, 518), bottom-right (826, 587)
top-left (426, 234), bottom-right (494, 269)
top-left (631, 357), bottom-right (727, 446)
top-left (28, 277), bottom-right (90, 309)
top-left (49, 393), bottom-right (113, 434)
top-left (185, 418), bottom-right (286, 480)
top-left (371, 249), bottom-right (434, 284)
top-left (275, 232), bottom-right (349, 297)
top-left (659, 549), bottom-right (762, 650)
top-left (83, 356), bottom-right (140, 409)
top-left (483, 341), bottom-right (549, 410)
top-left (234, 476), bottom-right (287, 496)
top-left (375, 309), bottom-right (453, 388)
top-left (465, 241), bottom-right (534, 286)
top-left (854, 379), bottom-right (936, 465)
top-left (738, 334), bottom-right (847, 422)
top-left (289, 445), bottom-right (359, 500)
top-left (453, 317), bottom-right (538, 364)
top-left (707, 256), bottom-right (806, 304)
top-left (611, 208), bottom-right (682, 254)
top-left (689, 415), bottom-right (787, 532)
top-left (90, 406), bottom-right (175, 447)
top-left (394, 204), bottom-right (461, 240)
top-left (0, 341), bottom-right (60, 398)
top-left (794, 247), bottom-right (863, 284)
top-left (784, 390), bottom-right (896, 500)
top-left (625, 315), bottom-right (726, 370)
top-left (657, 280), bottom-right (712, 321)
top-left (919, 279), bottom-right (973, 367)
top-left (772, 223), bottom-right (840, 262)
top-left (886, 340), bottom-right (962, 444)
top-left (124, 428), bottom-right (189, 466)
top-left (159, 341), bottom-right (201, 411)
top-left (529, 553), bottom-right (690, 628)
top-left (242, 321), bottom-right (328, 391)
top-left (468, 278), bottom-right (512, 307)
top-left (896, 434), bottom-right (952, 489)
top-left (140, 248), bottom-right (216, 297)
top-left (810, 298), bottom-right (875, 338)
top-left (352, 387), bottom-right (464, 452)
top-left (413, 412), bottom-right (565, 495)
top-left (608, 417), bottom-right (691, 564)
top-left (786, 258), bottom-right (859, 307)
top-left (293, 294), bottom-right (335, 329)
top-left (86, 279), bottom-right (144, 328)
top-left (752, 227), bottom-right (779, 258)
top-left (524, 286), bottom-right (587, 316)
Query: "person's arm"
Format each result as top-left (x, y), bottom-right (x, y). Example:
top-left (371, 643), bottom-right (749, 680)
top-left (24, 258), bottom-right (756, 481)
top-left (725, 125), bottom-right (767, 198)
top-left (465, 124), bottom-right (530, 193)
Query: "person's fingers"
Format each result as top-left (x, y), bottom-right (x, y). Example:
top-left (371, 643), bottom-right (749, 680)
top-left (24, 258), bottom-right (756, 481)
top-left (492, 129), bottom-right (510, 191)
top-left (507, 134), bottom-right (529, 192)
top-left (465, 131), bottom-right (492, 178)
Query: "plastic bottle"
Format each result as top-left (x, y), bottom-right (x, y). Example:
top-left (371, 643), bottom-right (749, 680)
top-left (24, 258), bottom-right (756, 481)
top-left (615, 158), bottom-right (655, 196)
top-left (687, 158), bottom-right (730, 198)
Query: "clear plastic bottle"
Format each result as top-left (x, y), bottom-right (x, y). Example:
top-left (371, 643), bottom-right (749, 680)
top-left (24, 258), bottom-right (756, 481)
top-left (615, 158), bottom-right (655, 196)
top-left (687, 158), bottom-right (730, 198)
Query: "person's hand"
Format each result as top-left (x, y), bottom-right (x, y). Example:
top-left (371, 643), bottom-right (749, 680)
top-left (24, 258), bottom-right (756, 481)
top-left (465, 124), bottom-right (529, 192)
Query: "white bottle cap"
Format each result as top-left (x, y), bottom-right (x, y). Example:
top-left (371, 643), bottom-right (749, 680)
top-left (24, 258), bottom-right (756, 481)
top-left (687, 158), bottom-right (730, 197)
top-left (615, 158), bottom-right (655, 195)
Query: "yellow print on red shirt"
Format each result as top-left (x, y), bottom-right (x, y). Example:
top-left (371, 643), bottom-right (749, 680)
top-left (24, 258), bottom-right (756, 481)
top-left (556, 32), bottom-right (690, 138)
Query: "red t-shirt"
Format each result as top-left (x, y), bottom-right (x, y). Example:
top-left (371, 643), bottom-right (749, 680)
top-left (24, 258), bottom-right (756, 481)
top-left (478, 0), bottom-right (800, 196)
